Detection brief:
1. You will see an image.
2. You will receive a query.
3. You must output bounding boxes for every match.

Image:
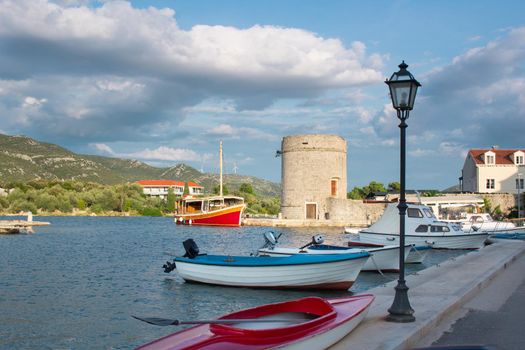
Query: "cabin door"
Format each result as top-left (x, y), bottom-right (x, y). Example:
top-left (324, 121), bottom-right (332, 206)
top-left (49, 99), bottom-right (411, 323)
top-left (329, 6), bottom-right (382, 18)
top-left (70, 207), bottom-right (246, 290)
top-left (305, 203), bottom-right (317, 220)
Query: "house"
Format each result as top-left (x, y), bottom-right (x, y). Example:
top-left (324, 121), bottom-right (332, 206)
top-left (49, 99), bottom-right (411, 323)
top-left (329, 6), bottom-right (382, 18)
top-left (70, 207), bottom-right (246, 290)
top-left (460, 148), bottom-right (525, 194)
top-left (135, 180), bottom-right (185, 199)
top-left (135, 180), bottom-right (205, 199)
top-left (187, 181), bottom-right (204, 196)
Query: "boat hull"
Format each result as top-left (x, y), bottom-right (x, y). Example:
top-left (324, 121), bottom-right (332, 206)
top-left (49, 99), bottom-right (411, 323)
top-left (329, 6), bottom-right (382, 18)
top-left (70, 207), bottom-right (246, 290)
top-left (361, 245), bottom-right (411, 272)
top-left (405, 245), bottom-right (432, 263)
top-left (357, 231), bottom-right (488, 249)
top-left (347, 241), bottom-right (430, 264)
top-left (173, 254), bottom-right (369, 290)
top-left (174, 204), bottom-right (245, 227)
top-left (259, 245), bottom-right (410, 272)
top-left (135, 295), bottom-right (374, 350)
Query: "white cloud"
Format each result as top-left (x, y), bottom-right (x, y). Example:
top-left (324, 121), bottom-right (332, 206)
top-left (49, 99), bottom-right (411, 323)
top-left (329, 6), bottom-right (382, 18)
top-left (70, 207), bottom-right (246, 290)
top-left (0, 1), bottom-right (383, 88)
top-left (207, 124), bottom-right (236, 136)
top-left (90, 142), bottom-right (114, 154)
top-left (205, 123), bottom-right (279, 141)
top-left (380, 139), bottom-right (396, 146)
top-left (408, 148), bottom-right (434, 157)
top-left (359, 126), bottom-right (376, 136)
top-left (22, 96), bottom-right (47, 107)
top-left (438, 142), bottom-right (467, 157)
top-left (0, 0), bottom-right (386, 144)
top-left (128, 146), bottom-right (201, 161)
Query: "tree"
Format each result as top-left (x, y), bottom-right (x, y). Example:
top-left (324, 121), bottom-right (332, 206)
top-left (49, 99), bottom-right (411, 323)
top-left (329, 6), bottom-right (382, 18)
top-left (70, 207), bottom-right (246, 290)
top-left (347, 187), bottom-right (365, 199)
top-left (363, 181), bottom-right (387, 195)
top-left (166, 187), bottom-right (176, 212)
top-left (388, 182), bottom-right (401, 191)
top-left (239, 183), bottom-right (254, 194)
top-left (213, 184), bottom-right (229, 195)
top-left (183, 182), bottom-right (190, 196)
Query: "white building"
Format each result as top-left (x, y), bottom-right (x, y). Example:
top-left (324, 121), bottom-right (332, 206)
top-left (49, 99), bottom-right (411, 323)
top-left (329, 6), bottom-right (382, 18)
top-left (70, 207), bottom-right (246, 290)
top-left (135, 180), bottom-right (204, 199)
top-left (187, 181), bottom-right (205, 196)
top-left (461, 148), bottom-right (525, 194)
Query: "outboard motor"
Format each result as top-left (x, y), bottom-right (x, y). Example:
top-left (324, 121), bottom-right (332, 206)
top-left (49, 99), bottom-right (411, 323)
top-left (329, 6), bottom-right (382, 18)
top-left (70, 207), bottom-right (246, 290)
top-left (300, 234), bottom-right (325, 250)
top-left (183, 239), bottom-right (199, 259)
top-left (253, 231), bottom-right (283, 255)
top-left (264, 231), bottom-right (278, 246)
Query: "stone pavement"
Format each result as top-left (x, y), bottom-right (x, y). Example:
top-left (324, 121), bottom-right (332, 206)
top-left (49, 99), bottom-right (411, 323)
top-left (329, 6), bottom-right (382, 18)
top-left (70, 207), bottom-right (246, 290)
top-left (428, 242), bottom-right (525, 350)
top-left (330, 239), bottom-right (525, 350)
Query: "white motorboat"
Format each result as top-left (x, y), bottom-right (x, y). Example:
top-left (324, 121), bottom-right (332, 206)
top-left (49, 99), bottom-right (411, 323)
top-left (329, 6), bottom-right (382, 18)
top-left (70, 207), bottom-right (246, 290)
top-left (258, 233), bottom-right (411, 272)
top-left (449, 213), bottom-right (525, 235)
top-left (351, 203), bottom-right (489, 249)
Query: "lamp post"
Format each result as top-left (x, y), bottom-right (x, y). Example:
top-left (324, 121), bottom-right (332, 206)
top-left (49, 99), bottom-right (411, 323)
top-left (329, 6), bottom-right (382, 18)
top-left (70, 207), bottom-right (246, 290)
top-left (518, 173), bottom-right (522, 220)
top-left (385, 61), bottom-right (421, 323)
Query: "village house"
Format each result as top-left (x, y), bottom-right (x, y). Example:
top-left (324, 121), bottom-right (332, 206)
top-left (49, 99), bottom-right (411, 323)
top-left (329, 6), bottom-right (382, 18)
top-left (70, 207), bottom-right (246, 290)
top-left (135, 180), bottom-right (204, 199)
top-left (460, 148), bottom-right (524, 194)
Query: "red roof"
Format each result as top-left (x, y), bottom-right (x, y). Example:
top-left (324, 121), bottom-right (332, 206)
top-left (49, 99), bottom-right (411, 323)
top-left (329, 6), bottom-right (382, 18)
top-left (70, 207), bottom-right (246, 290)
top-left (135, 180), bottom-right (185, 187)
top-left (187, 181), bottom-right (203, 188)
top-left (469, 149), bottom-right (525, 165)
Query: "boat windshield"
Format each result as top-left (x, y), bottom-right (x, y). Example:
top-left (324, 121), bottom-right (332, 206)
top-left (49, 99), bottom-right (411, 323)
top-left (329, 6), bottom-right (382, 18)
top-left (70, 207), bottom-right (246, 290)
top-left (224, 197), bottom-right (244, 206)
top-left (407, 208), bottom-right (423, 218)
top-left (422, 208), bottom-right (435, 218)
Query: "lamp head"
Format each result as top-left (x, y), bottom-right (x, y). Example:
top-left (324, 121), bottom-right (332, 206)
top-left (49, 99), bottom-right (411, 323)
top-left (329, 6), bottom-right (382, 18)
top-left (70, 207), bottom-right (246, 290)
top-left (385, 61), bottom-right (421, 111)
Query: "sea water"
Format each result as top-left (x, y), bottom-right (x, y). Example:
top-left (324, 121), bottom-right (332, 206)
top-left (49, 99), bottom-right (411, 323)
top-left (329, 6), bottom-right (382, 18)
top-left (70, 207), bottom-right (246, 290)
top-left (0, 216), bottom-right (470, 349)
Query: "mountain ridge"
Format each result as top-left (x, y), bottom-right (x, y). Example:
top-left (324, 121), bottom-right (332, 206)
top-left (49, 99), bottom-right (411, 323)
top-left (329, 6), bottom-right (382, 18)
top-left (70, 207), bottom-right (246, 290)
top-left (0, 134), bottom-right (280, 197)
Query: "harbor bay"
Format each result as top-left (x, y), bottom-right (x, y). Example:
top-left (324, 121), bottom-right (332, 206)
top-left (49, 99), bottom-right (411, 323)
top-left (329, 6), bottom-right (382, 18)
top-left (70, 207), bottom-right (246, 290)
top-left (0, 216), bottom-right (469, 350)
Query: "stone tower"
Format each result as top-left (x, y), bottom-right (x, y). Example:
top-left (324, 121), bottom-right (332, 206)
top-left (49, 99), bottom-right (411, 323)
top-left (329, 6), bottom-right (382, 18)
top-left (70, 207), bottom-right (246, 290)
top-left (280, 134), bottom-right (347, 220)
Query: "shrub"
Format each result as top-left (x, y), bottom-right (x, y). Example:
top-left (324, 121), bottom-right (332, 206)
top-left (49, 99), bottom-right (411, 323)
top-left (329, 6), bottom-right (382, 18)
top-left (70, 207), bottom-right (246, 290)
top-left (141, 207), bottom-right (163, 216)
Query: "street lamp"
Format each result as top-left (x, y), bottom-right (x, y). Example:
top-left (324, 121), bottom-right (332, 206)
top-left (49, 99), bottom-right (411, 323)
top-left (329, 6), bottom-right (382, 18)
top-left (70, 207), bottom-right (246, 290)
top-left (518, 173), bottom-right (522, 221)
top-left (385, 61), bottom-right (421, 323)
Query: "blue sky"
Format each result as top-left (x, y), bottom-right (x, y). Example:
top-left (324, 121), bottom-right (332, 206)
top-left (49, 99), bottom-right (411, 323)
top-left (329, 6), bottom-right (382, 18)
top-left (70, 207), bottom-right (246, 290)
top-left (1, 0), bottom-right (524, 190)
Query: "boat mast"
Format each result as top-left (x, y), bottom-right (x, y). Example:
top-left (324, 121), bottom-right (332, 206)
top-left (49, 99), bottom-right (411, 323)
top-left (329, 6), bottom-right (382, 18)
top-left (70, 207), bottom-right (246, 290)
top-left (219, 140), bottom-right (223, 197)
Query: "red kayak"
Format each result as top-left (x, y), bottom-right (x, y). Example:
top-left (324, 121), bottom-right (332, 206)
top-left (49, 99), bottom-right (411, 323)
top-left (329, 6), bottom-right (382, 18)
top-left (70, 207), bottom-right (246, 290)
top-left (135, 294), bottom-right (374, 350)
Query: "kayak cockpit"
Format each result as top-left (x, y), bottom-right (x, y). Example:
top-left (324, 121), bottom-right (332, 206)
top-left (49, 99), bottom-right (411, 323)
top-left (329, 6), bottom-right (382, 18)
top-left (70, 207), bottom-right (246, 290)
top-left (210, 297), bottom-right (335, 336)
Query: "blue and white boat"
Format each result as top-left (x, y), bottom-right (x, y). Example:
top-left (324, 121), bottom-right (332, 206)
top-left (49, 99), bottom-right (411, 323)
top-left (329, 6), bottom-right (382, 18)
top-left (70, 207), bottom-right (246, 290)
top-left (163, 239), bottom-right (370, 290)
top-left (258, 234), bottom-right (412, 272)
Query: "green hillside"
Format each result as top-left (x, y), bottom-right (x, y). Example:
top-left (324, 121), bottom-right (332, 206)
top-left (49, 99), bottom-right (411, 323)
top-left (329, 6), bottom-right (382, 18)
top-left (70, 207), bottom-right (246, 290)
top-left (0, 134), bottom-right (280, 197)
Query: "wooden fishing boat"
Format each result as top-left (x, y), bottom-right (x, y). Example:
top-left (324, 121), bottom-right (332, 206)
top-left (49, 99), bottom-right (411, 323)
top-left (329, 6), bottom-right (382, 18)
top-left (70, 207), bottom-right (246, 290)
top-left (174, 195), bottom-right (245, 226)
top-left (257, 234), bottom-right (412, 272)
top-left (135, 294), bottom-right (375, 350)
top-left (163, 239), bottom-right (369, 290)
top-left (174, 141), bottom-right (245, 227)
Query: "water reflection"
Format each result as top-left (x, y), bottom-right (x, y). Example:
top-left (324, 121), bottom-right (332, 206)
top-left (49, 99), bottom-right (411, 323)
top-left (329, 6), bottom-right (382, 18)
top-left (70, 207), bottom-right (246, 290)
top-left (0, 216), bottom-right (471, 349)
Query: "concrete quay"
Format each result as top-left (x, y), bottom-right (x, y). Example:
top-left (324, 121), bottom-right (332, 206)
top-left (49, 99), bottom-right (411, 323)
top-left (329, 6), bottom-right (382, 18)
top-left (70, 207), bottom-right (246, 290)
top-left (331, 239), bottom-right (525, 350)
top-left (0, 219), bottom-right (50, 233)
top-left (242, 217), bottom-right (367, 228)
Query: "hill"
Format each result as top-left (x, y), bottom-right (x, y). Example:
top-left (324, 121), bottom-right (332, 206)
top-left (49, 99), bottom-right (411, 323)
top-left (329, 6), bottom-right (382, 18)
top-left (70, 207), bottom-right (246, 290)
top-left (0, 134), bottom-right (280, 197)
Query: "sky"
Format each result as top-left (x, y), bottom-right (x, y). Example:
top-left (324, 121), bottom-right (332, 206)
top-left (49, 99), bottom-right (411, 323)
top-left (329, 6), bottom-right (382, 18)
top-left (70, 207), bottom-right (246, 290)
top-left (1, 0), bottom-right (524, 190)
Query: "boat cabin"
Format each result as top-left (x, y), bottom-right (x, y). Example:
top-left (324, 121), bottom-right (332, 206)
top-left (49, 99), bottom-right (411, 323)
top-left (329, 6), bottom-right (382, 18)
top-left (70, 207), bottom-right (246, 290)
top-left (178, 196), bottom-right (245, 214)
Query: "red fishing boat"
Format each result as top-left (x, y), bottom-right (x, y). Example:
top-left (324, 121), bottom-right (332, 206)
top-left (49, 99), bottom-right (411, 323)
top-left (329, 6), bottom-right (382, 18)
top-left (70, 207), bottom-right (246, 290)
top-left (135, 294), bottom-right (374, 350)
top-left (174, 195), bottom-right (245, 226)
top-left (174, 141), bottom-right (245, 227)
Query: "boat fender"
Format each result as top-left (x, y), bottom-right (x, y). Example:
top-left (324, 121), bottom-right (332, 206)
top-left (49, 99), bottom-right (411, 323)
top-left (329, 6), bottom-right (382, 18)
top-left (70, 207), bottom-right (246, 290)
top-left (183, 239), bottom-right (200, 259)
top-left (188, 219), bottom-right (192, 225)
top-left (163, 261), bottom-right (176, 273)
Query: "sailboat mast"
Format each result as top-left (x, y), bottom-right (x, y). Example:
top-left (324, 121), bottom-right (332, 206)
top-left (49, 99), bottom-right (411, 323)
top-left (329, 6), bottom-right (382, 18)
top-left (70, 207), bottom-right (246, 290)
top-left (219, 140), bottom-right (223, 197)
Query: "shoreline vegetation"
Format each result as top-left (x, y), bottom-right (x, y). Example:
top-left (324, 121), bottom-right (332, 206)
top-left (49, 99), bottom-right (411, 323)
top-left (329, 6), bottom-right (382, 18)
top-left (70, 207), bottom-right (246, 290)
top-left (0, 180), bottom-right (280, 217)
